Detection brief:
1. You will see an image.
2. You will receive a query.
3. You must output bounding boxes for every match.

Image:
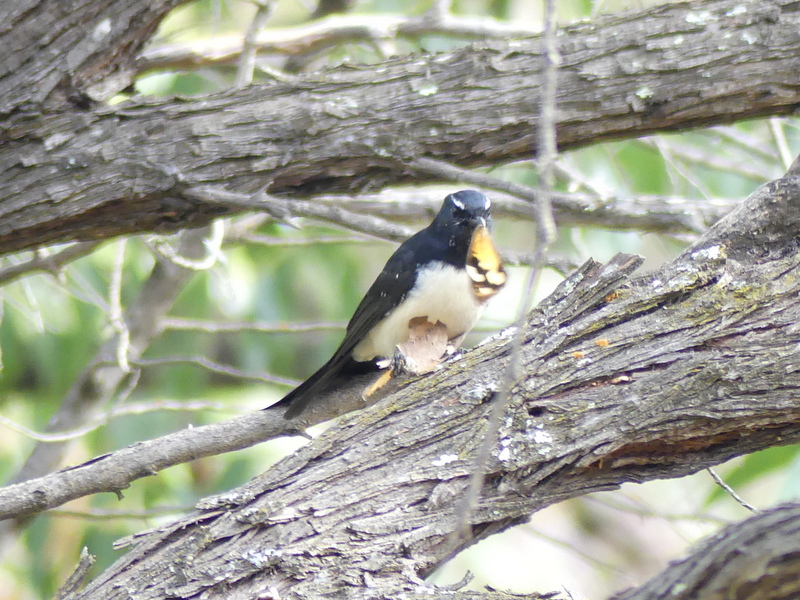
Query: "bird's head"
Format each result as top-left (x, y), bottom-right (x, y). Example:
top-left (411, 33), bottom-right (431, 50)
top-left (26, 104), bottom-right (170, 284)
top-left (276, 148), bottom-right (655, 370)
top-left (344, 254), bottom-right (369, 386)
top-left (433, 190), bottom-right (493, 232)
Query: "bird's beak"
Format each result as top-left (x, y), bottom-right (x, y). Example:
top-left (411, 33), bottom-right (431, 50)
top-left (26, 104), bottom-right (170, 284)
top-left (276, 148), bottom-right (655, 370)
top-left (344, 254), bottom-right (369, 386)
top-left (474, 216), bottom-right (487, 228)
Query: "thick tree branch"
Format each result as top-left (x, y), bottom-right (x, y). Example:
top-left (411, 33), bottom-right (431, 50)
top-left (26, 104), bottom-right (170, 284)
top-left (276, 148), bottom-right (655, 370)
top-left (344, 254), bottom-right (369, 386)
top-left (26, 163), bottom-right (800, 598)
top-left (3, 0), bottom-right (800, 255)
top-left (612, 503), bottom-right (800, 600)
top-left (0, 0), bottom-right (184, 113)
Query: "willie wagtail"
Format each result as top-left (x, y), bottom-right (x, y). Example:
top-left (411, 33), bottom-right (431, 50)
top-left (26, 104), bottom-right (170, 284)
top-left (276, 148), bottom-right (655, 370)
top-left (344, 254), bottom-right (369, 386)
top-left (276, 190), bottom-right (506, 419)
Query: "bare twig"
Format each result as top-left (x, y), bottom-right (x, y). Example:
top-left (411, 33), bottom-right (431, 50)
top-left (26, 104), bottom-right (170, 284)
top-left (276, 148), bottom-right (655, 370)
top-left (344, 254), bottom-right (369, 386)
top-left (0, 241), bottom-right (102, 287)
top-left (531, 0), bottom-right (560, 250)
top-left (162, 317), bottom-right (347, 333)
top-left (769, 118), bottom-right (793, 171)
top-left (0, 397), bottom-right (230, 444)
top-left (58, 263), bottom-right (112, 312)
top-left (112, 398), bottom-right (233, 414)
top-left (485, 249), bottom-right (578, 273)
top-left (522, 523), bottom-right (632, 580)
top-left (131, 355), bottom-right (298, 387)
top-left (109, 239), bottom-right (131, 373)
top-left (638, 137), bottom-right (778, 183)
top-left (408, 157), bottom-right (540, 203)
top-left (239, 233), bottom-right (381, 246)
top-left (453, 0), bottom-right (561, 547)
top-left (16, 275), bottom-right (45, 332)
top-left (278, 197), bottom-right (413, 241)
top-left (309, 187), bottom-right (734, 235)
top-left (150, 220), bottom-right (225, 270)
top-left (553, 158), bottom-right (612, 198)
top-left (654, 138), bottom-right (716, 199)
top-left (587, 495), bottom-right (731, 526)
top-left (235, 0), bottom-right (276, 88)
top-left (710, 125), bottom-right (779, 165)
top-left (137, 13), bottom-right (534, 74)
top-left (428, 0), bottom-right (453, 20)
top-left (707, 468), bottom-right (758, 514)
top-left (51, 506), bottom-right (193, 521)
top-left (0, 411), bottom-right (112, 444)
top-left (183, 186), bottom-right (414, 241)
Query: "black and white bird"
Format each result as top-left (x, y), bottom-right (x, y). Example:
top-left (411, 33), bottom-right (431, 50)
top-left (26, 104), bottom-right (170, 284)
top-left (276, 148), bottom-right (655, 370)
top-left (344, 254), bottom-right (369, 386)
top-left (275, 190), bottom-right (506, 419)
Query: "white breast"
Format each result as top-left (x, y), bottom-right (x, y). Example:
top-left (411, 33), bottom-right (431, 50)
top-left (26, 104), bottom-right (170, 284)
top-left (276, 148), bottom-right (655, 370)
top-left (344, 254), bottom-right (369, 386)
top-left (352, 262), bottom-right (484, 361)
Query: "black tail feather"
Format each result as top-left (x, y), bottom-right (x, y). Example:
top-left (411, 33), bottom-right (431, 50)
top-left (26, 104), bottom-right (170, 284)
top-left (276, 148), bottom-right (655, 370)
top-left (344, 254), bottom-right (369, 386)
top-left (272, 356), bottom-right (379, 419)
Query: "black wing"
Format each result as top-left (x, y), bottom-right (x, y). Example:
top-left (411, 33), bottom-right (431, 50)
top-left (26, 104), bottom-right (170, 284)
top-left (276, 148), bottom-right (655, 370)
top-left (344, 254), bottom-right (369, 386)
top-left (276, 236), bottom-right (423, 418)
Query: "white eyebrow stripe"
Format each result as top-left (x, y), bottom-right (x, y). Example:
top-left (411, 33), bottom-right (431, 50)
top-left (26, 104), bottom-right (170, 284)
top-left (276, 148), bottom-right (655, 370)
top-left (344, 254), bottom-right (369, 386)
top-left (484, 197), bottom-right (491, 209)
top-left (451, 197), bottom-right (465, 209)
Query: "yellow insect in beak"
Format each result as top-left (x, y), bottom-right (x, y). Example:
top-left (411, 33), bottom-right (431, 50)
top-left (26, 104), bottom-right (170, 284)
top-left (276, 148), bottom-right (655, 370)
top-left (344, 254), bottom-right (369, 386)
top-left (466, 225), bottom-right (507, 302)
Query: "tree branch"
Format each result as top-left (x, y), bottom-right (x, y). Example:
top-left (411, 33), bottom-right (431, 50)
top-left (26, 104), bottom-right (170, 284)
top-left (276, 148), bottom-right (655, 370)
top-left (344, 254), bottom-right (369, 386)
top-left (3, 0), bottom-right (800, 255)
top-left (0, 410), bottom-right (289, 522)
top-left (0, 228), bottom-right (211, 558)
top-left (137, 13), bottom-right (535, 73)
top-left (0, 241), bottom-right (102, 286)
top-left (27, 163), bottom-right (800, 598)
top-left (612, 503), bottom-right (800, 600)
top-left (308, 186), bottom-right (737, 236)
top-left (0, 0), bottom-right (183, 113)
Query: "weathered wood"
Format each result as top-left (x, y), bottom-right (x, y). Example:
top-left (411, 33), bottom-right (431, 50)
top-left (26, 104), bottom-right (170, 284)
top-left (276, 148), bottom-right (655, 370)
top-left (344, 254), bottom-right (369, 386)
top-left (3, 0), bottom-right (800, 255)
top-left (612, 503), bottom-right (800, 600)
top-left (4, 1), bottom-right (800, 597)
top-left (64, 166), bottom-right (800, 599)
top-left (0, 0), bottom-right (184, 113)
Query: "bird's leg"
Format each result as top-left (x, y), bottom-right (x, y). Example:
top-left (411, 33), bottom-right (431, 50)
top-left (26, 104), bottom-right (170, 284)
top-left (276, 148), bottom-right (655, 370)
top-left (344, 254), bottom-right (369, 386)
top-left (362, 367), bottom-right (395, 399)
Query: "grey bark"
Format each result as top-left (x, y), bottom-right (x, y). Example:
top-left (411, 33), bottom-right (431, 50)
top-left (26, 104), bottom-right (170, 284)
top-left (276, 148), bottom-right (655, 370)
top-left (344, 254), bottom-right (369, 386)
top-left (0, 0), bottom-right (182, 113)
top-left (4, 0), bottom-right (800, 598)
top-left (612, 503), bottom-right (800, 600)
top-left (3, 0), bottom-right (800, 254)
top-left (52, 160), bottom-right (800, 599)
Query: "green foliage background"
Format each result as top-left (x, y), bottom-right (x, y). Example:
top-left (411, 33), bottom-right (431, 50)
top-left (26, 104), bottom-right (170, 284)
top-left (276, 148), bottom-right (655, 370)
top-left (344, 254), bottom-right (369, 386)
top-left (1, 0), bottom-right (799, 598)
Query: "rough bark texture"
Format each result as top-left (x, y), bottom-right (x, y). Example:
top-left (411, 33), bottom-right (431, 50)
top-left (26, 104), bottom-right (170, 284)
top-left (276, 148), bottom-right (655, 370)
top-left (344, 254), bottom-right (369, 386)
top-left (5, 1), bottom-right (800, 598)
top-left (0, 0), bottom-right (183, 113)
top-left (612, 503), bottom-right (800, 600)
top-left (4, 0), bottom-right (800, 255)
top-left (59, 163), bottom-right (800, 599)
